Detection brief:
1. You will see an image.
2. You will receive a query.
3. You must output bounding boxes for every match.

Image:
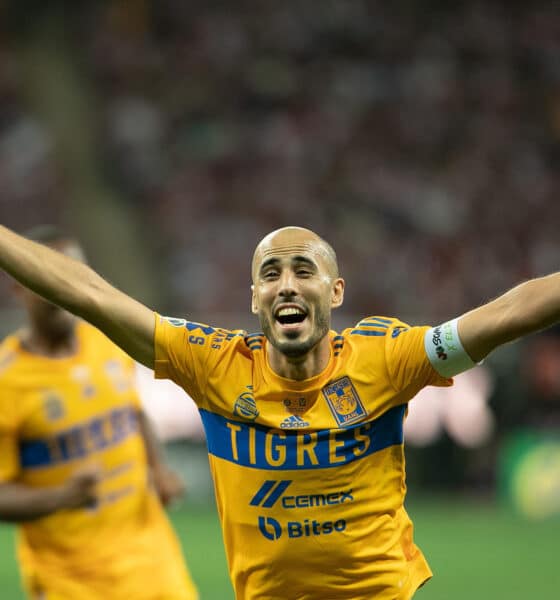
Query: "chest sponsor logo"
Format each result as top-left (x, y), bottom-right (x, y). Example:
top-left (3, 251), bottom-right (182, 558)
top-left (201, 404), bottom-right (406, 470)
top-left (250, 480), bottom-right (354, 510)
top-left (258, 515), bottom-right (347, 541)
top-left (20, 406), bottom-right (140, 468)
top-left (322, 376), bottom-right (366, 427)
top-left (233, 387), bottom-right (259, 421)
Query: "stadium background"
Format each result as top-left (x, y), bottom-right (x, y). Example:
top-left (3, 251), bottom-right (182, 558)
top-left (0, 1), bottom-right (560, 597)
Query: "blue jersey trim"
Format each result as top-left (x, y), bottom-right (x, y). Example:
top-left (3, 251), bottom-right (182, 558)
top-left (363, 316), bottom-right (392, 324)
top-left (350, 330), bottom-right (387, 337)
top-left (200, 404), bottom-right (406, 470)
top-left (19, 407), bottom-right (139, 468)
top-left (357, 322), bottom-right (389, 329)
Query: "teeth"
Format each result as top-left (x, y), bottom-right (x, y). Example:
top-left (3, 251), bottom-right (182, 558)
top-left (277, 307), bottom-right (304, 317)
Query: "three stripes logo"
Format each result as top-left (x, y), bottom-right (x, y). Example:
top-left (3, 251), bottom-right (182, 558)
top-left (250, 480), bottom-right (292, 509)
top-left (280, 415), bottom-right (309, 429)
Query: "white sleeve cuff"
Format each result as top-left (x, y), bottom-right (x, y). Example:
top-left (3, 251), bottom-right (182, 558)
top-left (424, 318), bottom-right (477, 378)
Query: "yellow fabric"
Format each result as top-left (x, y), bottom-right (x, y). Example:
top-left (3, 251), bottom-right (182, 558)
top-left (0, 321), bottom-right (198, 600)
top-left (155, 314), bottom-right (452, 600)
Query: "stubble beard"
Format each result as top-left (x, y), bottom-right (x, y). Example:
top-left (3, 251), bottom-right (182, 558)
top-left (259, 310), bottom-right (331, 359)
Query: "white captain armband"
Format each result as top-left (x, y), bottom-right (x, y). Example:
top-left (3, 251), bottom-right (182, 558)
top-left (424, 318), bottom-right (477, 378)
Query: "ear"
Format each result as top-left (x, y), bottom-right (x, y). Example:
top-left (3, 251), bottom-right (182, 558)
top-left (331, 278), bottom-right (345, 309)
top-left (251, 284), bottom-right (258, 314)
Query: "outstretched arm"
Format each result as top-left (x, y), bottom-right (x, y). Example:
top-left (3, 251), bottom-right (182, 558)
top-left (0, 225), bottom-right (155, 367)
top-left (458, 273), bottom-right (560, 362)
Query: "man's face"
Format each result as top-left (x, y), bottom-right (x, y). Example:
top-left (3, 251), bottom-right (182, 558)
top-left (251, 230), bottom-right (344, 358)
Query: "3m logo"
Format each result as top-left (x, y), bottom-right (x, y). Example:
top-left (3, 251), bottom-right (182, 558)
top-left (280, 415), bottom-right (309, 429)
top-left (258, 516), bottom-right (282, 541)
top-left (250, 480), bottom-right (292, 508)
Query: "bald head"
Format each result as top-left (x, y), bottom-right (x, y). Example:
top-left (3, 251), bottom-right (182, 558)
top-left (252, 227), bottom-right (339, 282)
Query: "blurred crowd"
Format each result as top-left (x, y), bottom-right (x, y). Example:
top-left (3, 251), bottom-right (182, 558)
top-left (1, 1), bottom-right (560, 321)
top-left (0, 1), bottom-right (559, 460)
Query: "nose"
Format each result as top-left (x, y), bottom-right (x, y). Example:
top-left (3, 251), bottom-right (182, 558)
top-left (278, 270), bottom-right (297, 297)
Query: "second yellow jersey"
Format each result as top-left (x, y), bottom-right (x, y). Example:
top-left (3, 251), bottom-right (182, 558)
top-left (155, 314), bottom-right (452, 600)
top-left (0, 321), bottom-right (197, 600)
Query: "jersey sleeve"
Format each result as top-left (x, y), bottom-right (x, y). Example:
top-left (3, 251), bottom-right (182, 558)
top-left (384, 319), bottom-right (453, 399)
top-left (154, 313), bottom-right (241, 407)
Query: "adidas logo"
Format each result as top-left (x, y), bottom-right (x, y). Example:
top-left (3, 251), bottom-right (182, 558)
top-left (280, 415), bottom-right (309, 429)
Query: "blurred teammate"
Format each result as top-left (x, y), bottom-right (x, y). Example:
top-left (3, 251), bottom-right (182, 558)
top-left (0, 224), bottom-right (559, 599)
top-left (0, 227), bottom-right (198, 600)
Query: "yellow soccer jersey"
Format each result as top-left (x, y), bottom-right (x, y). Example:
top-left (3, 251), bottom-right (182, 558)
top-left (0, 321), bottom-right (197, 600)
top-left (155, 314), bottom-right (452, 600)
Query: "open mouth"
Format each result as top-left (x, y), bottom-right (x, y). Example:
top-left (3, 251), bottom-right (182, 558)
top-left (275, 306), bottom-right (307, 326)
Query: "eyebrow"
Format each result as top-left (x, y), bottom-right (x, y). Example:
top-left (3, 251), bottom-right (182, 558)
top-left (259, 255), bottom-right (318, 273)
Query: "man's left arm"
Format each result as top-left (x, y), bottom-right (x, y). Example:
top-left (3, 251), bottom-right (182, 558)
top-left (458, 273), bottom-right (560, 362)
top-left (137, 410), bottom-right (185, 506)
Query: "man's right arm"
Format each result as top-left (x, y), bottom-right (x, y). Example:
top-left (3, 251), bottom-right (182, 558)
top-left (0, 225), bottom-right (155, 367)
top-left (0, 468), bottom-right (100, 522)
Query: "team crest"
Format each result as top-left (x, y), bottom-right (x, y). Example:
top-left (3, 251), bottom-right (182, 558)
top-left (322, 376), bottom-right (366, 427)
top-left (234, 387), bottom-right (259, 421)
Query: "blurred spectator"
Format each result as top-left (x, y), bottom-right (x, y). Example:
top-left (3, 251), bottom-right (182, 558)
top-left (0, 1), bottom-right (560, 485)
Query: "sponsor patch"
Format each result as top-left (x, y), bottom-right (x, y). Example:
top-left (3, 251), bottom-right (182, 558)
top-left (283, 396), bottom-right (309, 416)
top-left (234, 388), bottom-right (259, 421)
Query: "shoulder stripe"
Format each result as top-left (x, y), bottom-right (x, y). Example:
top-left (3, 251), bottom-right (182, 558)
top-left (362, 316), bottom-right (393, 324)
top-left (350, 330), bottom-right (386, 337)
top-left (357, 322), bottom-right (389, 329)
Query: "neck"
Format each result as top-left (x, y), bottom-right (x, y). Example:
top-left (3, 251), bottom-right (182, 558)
top-left (266, 336), bottom-right (331, 381)
top-left (20, 325), bottom-right (78, 359)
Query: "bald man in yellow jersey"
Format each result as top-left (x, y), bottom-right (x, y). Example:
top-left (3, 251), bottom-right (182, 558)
top-left (0, 223), bottom-right (559, 599)
top-left (0, 228), bottom-right (198, 600)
